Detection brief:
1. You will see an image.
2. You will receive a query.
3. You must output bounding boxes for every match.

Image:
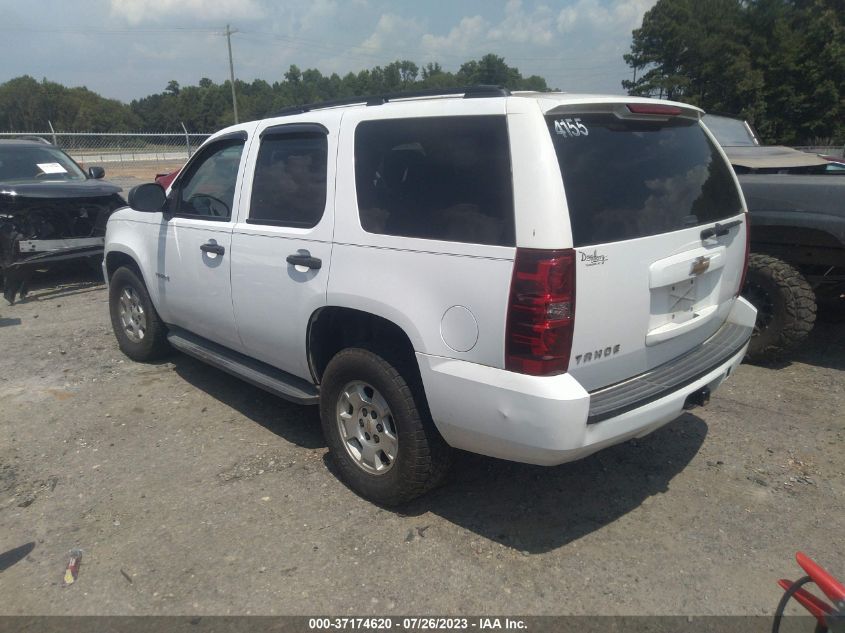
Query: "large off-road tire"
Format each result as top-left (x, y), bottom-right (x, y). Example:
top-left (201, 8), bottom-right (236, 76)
top-left (108, 266), bottom-right (170, 362)
top-left (741, 253), bottom-right (816, 362)
top-left (320, 346), bottom-right (452, 505)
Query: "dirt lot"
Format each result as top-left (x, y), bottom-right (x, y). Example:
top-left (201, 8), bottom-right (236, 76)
top-left (0, 265), bottom-right (843, 616)
top-left (82, 161), bottom-right (184, 182)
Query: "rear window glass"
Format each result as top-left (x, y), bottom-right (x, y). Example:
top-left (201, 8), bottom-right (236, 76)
top-left (548, 114), bottom-right (743, 246)
top-left (702, 114), bottom-right (758, 146)
top-left (354, 116), bottom-right (515, 247)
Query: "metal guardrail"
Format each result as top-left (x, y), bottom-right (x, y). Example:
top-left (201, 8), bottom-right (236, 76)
top-left (0, 131), bottom-right (213, 165)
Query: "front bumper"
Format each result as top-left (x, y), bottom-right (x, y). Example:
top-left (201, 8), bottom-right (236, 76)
top-left (417, 297), bottom-right (756, 466)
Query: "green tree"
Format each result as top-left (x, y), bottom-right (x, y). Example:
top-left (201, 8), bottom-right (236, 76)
top-left (623, 0), bottom-right (844, 144)
top-left (1, 54), bottom-right (551, 133)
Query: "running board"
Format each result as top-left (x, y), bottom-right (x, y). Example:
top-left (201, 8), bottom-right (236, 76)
top-left (167, 328), bottom-right (319, 405)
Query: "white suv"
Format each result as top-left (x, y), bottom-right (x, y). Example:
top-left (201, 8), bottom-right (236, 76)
top-left (104, 86), bottom-right (756, 504)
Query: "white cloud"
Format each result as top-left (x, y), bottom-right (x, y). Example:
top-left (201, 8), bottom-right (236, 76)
top-left (421, 15), bottom-right (488, 57)
top-left (0, 1), bottom-right (649, 102)
top-left (358, 13), bottom-right (424, 54)
top-left (557, 0), bottom-right (655, 34)
top-left (109, 0), bottom-right (264, 24)
top-left (299, 0), bottom-right (339, 32)
top-left (488, 0), bottom-right (555, 44)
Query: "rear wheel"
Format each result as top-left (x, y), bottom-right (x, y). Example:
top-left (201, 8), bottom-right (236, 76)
top-left (109, 266), bottom-right (170, 362)
top-left (319, 347), bottom-right (451, 505)
top-left (742, 253), bottom-right (816, 362)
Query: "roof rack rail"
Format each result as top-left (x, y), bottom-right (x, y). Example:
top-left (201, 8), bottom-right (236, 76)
top-left (272, 85), bottom-right (510, 118)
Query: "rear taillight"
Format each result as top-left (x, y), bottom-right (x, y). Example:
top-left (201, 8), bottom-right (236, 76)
top-left (737, 214), bottom-right (751, 296)
top-left (626, 103), bottom-right (683, 116)
top-left (506, 249), bottom-right (576, 376)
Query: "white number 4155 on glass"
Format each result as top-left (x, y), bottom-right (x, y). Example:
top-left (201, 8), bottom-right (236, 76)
top-left (554, 118), bottom-right (589, 137)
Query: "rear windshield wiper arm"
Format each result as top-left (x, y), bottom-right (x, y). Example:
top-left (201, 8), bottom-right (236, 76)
top-left (701, 219), bottom-right (742, 240)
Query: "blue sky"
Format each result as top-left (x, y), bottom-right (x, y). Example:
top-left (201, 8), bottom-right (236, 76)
top-left (0, 0), bottom-right (656, 102)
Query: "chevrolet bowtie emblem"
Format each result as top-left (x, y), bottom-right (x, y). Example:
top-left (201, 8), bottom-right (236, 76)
top-left (690, 256), bottom-right (711, 276)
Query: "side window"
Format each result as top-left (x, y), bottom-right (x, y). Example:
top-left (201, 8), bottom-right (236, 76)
top-left (176, 139), bottom-right (245, 220)
top-left (248, 132), bottom-right (328, 228)
top-left (354, 116), bottom-right (515, 247)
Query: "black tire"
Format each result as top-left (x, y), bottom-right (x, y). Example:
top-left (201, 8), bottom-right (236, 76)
top-left (108, 266), bottom-right (170, 362)
top-left (319, 346), bottom-right (452, 505)
top-left (741, 253), bottom-right (816, 362)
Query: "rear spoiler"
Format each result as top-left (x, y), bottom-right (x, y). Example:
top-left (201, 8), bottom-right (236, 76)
top-left (546, 101), bottom-right (702, 121)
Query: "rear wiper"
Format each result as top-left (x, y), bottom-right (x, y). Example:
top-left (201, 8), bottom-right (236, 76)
top-left (701, 219), bottom-right (742, 240)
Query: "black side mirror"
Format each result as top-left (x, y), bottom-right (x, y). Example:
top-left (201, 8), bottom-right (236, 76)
top-left (128, 183), bottom-right (167, 213)
top-left (88, 166), bottom-right (105, 179)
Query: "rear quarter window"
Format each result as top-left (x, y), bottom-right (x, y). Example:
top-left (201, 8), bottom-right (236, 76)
top-left (548, 113), bottom-right (743, 246)
top-left (354, 116), bottom-right (515, 247)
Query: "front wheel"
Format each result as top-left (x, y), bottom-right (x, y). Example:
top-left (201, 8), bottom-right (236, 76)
top-left (319, 347), bottom-right (451, 505)
top-left (741, 253), bottom-right (816, 362)
top-left (108, 266), bottom-right (170, 362)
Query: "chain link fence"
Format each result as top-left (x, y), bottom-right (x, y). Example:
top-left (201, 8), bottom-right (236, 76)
top-left (1, 131), bottom-right (841, 176)
top-left (0, 130), bottom-right (213, 178)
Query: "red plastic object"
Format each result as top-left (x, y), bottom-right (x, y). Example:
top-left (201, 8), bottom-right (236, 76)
top-left (778, 578), bottom-right (833, 625)
top-left (796, 552), bottom-right (845, 604)
top-left (505, 249), bottom-right (576, 376)
top-left (155, 169), bottom-right (180, 190)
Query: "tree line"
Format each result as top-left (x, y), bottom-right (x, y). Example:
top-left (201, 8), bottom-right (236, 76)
top-left (624, 0), bottom-right (844, 145)
top-left (3, 9), bottom-right (842, 148)
top-left (0, 54), bottom-right (548, 134)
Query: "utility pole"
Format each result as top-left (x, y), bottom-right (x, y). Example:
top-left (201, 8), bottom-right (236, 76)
top-left (225, 24), bottom-right (239, 124)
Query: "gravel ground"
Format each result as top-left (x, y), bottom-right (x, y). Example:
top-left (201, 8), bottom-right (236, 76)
top-left (0, 264), bottom-right (843, 617)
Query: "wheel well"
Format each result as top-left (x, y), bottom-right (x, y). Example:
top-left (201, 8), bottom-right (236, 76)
top-left (105, 251), bottom-right (142, 281)
top-left (308, 307), bottom-right (417, 383)
top-left (751, 226), bottom-right (845, 269)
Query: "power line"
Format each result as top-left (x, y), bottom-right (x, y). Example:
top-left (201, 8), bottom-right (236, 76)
top-left (241, 28), bottom-right (621, 65)
top-left (0, 23), bottom-right (621, 67)
top-left (0, 23), bottom-right (630, 91)
top-left (0, 26), bottom-right (220, 34)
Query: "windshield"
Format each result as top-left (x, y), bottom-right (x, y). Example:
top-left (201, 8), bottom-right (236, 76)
top-left (0, 145), bottom-right (87, 183)
top-left (547, 113), bottom-right (743, 247)
top-left (701, 114), bottom-right (759, 146)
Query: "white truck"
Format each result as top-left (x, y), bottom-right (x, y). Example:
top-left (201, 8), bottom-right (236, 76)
top-left (104, 86), bottom-right (756, 504)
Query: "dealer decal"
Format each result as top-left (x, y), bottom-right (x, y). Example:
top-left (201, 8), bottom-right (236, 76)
top-left (580, 250), bottom-right (608, 266)
top-left (554, 118), bottom-right (589, 138)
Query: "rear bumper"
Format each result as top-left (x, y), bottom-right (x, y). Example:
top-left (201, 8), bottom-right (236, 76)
top-left (417, 297), bottom-right (756, 466)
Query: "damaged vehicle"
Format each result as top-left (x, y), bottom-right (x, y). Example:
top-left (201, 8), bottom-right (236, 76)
top-left (702, 114), bottom-right (845, 361)
top-left (0, 138), bottom-right (125, 304)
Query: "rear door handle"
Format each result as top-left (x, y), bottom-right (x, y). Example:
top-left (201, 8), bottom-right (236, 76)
top-left (200, 242), bottom-right (225, 256)
top-left (700, 219), bottom-right (742, 240)
top-left (286, 253), bottom-right (322, 270)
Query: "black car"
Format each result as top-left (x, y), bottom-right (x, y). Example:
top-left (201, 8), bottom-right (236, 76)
top-left (703, 114), bottom-right (845, 361)
top-left (0, 138), bottom-right (125, 304)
